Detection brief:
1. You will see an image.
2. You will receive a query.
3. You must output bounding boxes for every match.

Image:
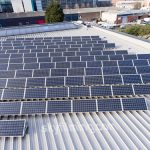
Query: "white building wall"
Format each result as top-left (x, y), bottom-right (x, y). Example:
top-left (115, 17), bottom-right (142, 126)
top-left (11, 0), bottom-right (24, 13)
top-left (36, 0), bottom-right (43, 11)
top-left (22, 0), bottom-right (33, 12)
top-left (102, 12), bottom-right (117, 24)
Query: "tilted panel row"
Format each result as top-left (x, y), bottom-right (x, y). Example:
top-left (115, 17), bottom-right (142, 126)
top-left (0, 98), bottom-right (147, 116)
top-left (1, 85), bottom-right (150, 100)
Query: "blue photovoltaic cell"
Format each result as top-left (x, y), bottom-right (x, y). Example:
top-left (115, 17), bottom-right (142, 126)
top-left (136, 66), bottom-right (150, 74)
top-left (81, 56), bottom-right (94, 61)
top-left (123, 54), bottom-right (137, 60)
top-left (76, 52), bottom-right (88, 56)
top-left (0, 79), bottom-right (6, 88)
top-left (133, 60), bottom-right (148, 66)
top-left (25, 88), bottom-right (46, 99)
top-left (38, 57), bottom-right (51, 63)
top-left (33, 69), bottom-right (50, 77)
top-left (98, 99), bottom-right (122, 111)
top-left (24, 58), bottom-right (37, 63)
top-left (109, 55), bottom-right (123, 60)
top-left (22, 101), bottom-right (46, 114)
top-left (9, 58), bottom-right (23, 63)
top-left (141, 74), bottom-right (150, 83)
top-left (47, 87), bottom-right (68, 98)
top-left (63, 52), bottom-right (75, 56)
top-left (67, 56), bottom-right (80, 61)
top-left (86, 68), bottom-right (102, 75)
top-left (105, 43), bottom-right (115, 48)
top-left (40, 63), bottom-right (55, 69)
top-left (52, 56), bottom-right (66, 62)
top-left (119, 67), bottom-right (136, 74)
top-left (103, 67), bottom-right (119, 75)
top-left (134, 85), bottom-right (150, 95)
top-left (51, 69), bottom-right (67, 76)
top-left (8, 64), bottom-right (23, 70)
top-left (138, 54), bottom-right (150, 59)
top-left (69, 87), bottom-right (90, 97)
top-left (104, 75), bottom-right (122, 84)
top-left (68, 68), bottom-right (84, 76)
top-left (73, 100), bottom-right (96, 112)
top-left (102, 61), bottom-right (118, 67)
top-left (91, 86), bottom-right (112, 96)
top-left (24, 63), bottom-right (39, 69)
top-left (46, 77), bottom-right (64, 86)
top-left (3, 89), bottom-right (24, 99)
top-left (112, 85), bottom-right (133, 95)
top-left (115, 50), bottom-right (128, 55)
top-left (122, 98), bottom-right (147, 110)
top-left (95, 55), bottom-right (108, 61)
top-left (66, 77), bottom-right (83, 86)
top-left (118, 60), bottom-right (133, 66)
top-left (87, 61), bottom-right (102, 67)
top-left (102, 51), bottom-right (115, 55)
top-left (56, 62), bottom-right (70, 68)
top-left (7, 79), bottom-right (26, 88)
top-left (85, 76), bottom-right (103, 85)
top-left (0, 71), bottom-right (15, 78)
top-left (72, 62), bottom-right (86, 68)
top-left (123, 75), bottom-right (142, 84)
top-left (0, 64), bottom-right (8, 70)
top-left (47, 101), bottom-right (71, 113)
top-left (27, 78), bottom-right (45, 87)
top-left (0, 102), bottom-right (21, 115)
top-left (90, 51), bottom-right (102, 56)
top-left (16, 70), bottom-right (32, 78)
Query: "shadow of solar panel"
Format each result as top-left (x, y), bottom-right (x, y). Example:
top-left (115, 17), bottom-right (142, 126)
top-left (56, 62), bottom-right (70, 68)
top-left (0, 71), bottom-right (15, 78)
top-left (16, 70), bottom-right (32, 78)
top-left (66, 77), bottom-right (83, 86)
top-left (72, 62), bottom-right (86, 68)
top-left (25, 88), bottom-right (46, 99)
top-left (119, 67), bottom-right (136, 74)
top-left (51, 69), bottom-right (67, 76)
top-left (103, 61), bottom-right (118, 67)
top-left (109, 55), bottom-right (123, 60)
top-left (115, 50), bottom-right (128, 55)
top-left (0, 79), bottom-right (6, 88)
top-left (24, 63), bottom-right (39, 69)
top-left (0, 64), bottom-right (8, 70)
top-left (133, 60), bottom-right (148, 66)
top-left (112, 85), bottom-right (133, 95)
top-left (22, 101), bottom-right (46, 114)
top-left (134, 85), bottom-right (150, 95)
top-left (86, 68), bottom-right (102, 75)
top-left (90, 51), bottom-right (102, 56)
top-left (98, 99), bottom-right (122, 111)
top-left (47, 101), bottom-right (71, 113)
top-left (33, 69), bottom-right (50, 77)
top-left (7, 79), bottom-right (26, 88)
top-left (137, 66), bottom-right (150, 74)
top-left (95, 55), bottom-right (109, 61)
top-left (123, 54), bottom-right (137, 60)
top-left (38, 57), bottom-right (51, 63)
top-left (0, 120), bottom-right (25, 137)
top-left (27, 78), bottom-right (45, 87)
top-left (102, 51), bottom-right (115, 55)
top-left (73, 100), bottom-right (96, 112)
top-left (3, 89), bottom-right (24, 99)
top-left (47, 87), bottom-right (68, 98)
top-left (104, 75), bottom-right (122, 84)
top-left (118, 60), bottom-right (133, 66)
top-left (69, 87), bottom-right (90, 97)
top-left (87, 61), bottom-right (102, 67)
top-left (46, 77), bottom-right (64, 86)
top-left (52, 56), bottom-right (66, 62)
top-left (91, 86), bottom-right (112, 96)
top-left (122, 98), bottom-right (147, 110)
top-left (0, 102), bottom-right (21, 115)
top-left (81, 56), bottom-right (94, 61)
top-left (103, 67), bottom-right (119, 75)
top-left (138, 54), bottom-right (150, 59)
top-left (141, 74), bottom-right (150, 83)
top-left (68, 68), bottom-right (84, 76)
top-left (40, 63), bottom-right (54, 69)
top-left (123, 75), bottom-right (142, 84)
top-left (85, 76), bottom-right (103, 85)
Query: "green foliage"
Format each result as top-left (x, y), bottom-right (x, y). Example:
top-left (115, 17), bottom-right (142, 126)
top-left (45, 1), bottom-right (64, 23)
top-left (120, 25), bottom-right (150, 36)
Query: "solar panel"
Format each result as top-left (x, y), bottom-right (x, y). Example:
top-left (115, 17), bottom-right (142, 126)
top-left (123, 54), bottom-right (137, 60)
top-left (112, 85), bottom-right (133, 95)
top-left (109, 55), bottom-right (123, 60)
top-left (103, 67), bottom-right (119, 75)
top-left (73, 100), bottom-right (96, 112)
top-left (72, 62), bottom-right (86, 68)
top-left (98, 99), bottom-right (122, 111)
top-left (87, 61), bottom-right (102, 67)
top-left (86, 68), bottom-right (102, 75)
top-left (40, 63), bottom-right (55, 69)
top-left (24, 58), bottom-right (37, 63)
top-left (134, 85), bottom-right (150, 95)
top-left (91, 86), bottom-right (112, 96)
top-left (105, 43), bottom-right (115, 48)
top-left (123, 75), bottom-right (142, 84)
top-left (102, 61), bottom-right (118, 67)
top-left (68, 68), bottom-right (84, 76)
top-left (46, 77), bottom-right (64, 86)
top-left (67, 56), bottom-right (80, 61)
top-left (69, 87), bottom-right (90, 97)
top-left (95, 55), bottom-right (109, 61)
top-left (52, 56), bottom-right (66, 62)
top-left (16, 70), bottom-right (32, 78)
top-left (0, 102), bottom-right (21, 115)
top-left (118, 60), bottom-right (133, 66)
top-left (66, 77), bottom-right (83, 86)
top-left (24, 63), bottom-right (39, 69)
top-left (22, 101), bottom-right (46, 114)
top-left (51, 69), bottom-right (67, 76)
top-left (7, 79), bottom-right (26, 88)
top-left (76, 51), bottom-right (89, 56)
top-left (3, 89), bottom-right (24, 99)
top-left (0, 64), bottom-right (8, 70)
top-left (38, 57), bottom-right (51, 63)
top-left (136, 66), bottom-right (150, 74)
top-left (56, 62), bottom-right (70, 68)
top-left (102, 51), bottom-right (115, 55)
top-left (47, 87), bottom-right (68, 98)
top-left (81, 56), bottom-right (94, 61)
top-left (0, 120), bottom-right (26, 137)
top-left (0, 79), bottom-right (6, 88)
top-left (141, 74), bottom-right (150, 83)
top-left (33, 69), bottom-right (50, 77)
top-left (119, 67), bottom-right (136, 74)
top-left (63, 52), bottom-right (75, 56)
top-left (47, 101), bottom-right (71, 113)
top-left (133, 60), bottom-right (148, 66)
top-left (85, 76), bottom-right (103, 85)
top-left (50, 52), bottom-right (62, 57)
top-left (137, 54), bottom-right (150, 59)
top-left (115, 50), bottom-right (128, 55)
top-left (90, 51), bottom-right (102, 56)
top-left (122, 98), bottom-right (147, 110)
top-left (104, 75), bottom-right (122, 84)
top-left (0, 59), bottom-right (9, 63)
top-left (27, 78), bottom-right (45, 87)
top-left (0, 71), bottom-right (15, 78)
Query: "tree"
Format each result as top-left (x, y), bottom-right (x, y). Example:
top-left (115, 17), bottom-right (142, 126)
top-left (45, 1), bottom-right (64, 23)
